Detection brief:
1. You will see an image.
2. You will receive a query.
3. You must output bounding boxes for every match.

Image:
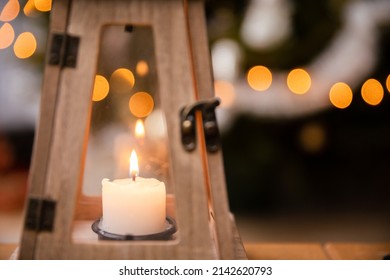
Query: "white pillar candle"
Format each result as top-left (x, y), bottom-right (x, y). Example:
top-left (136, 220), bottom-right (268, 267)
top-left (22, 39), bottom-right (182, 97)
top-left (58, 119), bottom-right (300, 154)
top-left (101, 177), bottom-right (166, 235)
top-left (101, 150), bottom-right (166, 236)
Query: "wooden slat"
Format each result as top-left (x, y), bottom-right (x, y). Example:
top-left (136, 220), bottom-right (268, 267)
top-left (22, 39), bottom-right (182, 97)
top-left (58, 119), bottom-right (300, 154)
top-left (18, 0), bottom-right (71, 260)
top-left (230, 214), bottom-right (247, 259)
top-left (244, 243), bottom-right (329, 260)
top-left (73, 195), bottom-right (101, 221)
top-left (325, 242), bottom-right (390, 260)
top-left (186, 0), bottom-right (242, 259)
top-left (152, 0), bottom-right (216, 259)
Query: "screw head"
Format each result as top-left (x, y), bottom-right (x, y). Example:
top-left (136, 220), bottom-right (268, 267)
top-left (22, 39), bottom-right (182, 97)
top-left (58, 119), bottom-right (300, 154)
top-left (182, 120), bottom-right (193, 133)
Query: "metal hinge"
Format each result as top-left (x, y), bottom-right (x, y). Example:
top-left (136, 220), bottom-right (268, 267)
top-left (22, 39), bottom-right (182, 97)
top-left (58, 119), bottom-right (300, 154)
top-left (180, 98), bottom-right (221, 153)
top-left (25, 198), bottom-right (56, 232)
top-left (48, 33), bottom-right (80, 68)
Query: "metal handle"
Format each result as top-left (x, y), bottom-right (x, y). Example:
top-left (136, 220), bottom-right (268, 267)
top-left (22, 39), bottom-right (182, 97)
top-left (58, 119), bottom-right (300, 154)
top-left (180, 98), bottom-right (221, 152)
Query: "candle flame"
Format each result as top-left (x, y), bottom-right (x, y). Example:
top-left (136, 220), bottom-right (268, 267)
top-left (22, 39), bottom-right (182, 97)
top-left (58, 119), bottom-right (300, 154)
top-left (129, 149), bottom-right (139, 180)
top-left (135, 119), bottom-right (145, 139)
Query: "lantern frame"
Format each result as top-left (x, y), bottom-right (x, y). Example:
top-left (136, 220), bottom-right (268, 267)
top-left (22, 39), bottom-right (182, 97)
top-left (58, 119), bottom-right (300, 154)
top-left (19, 0), bottom-right (245, 260)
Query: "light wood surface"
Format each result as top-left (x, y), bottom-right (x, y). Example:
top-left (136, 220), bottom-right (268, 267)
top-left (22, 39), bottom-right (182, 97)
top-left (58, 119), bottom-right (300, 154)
top-left (186, 0), bottom-right (238, 259)
top-left (325, 242), bottom-right (390, 260)
top-left (19, 0), bottom-right (71, 260)
top-left (0, 244), bottom-right (18, 260)
top-left (6, 243), bottom-right (390, 260)
top-left (244, 243), bottom-right (329, 260)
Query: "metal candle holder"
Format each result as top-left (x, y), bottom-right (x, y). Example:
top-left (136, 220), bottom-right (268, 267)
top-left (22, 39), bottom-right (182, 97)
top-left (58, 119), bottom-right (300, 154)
top-left (92, 216), bottom-right (177, 241)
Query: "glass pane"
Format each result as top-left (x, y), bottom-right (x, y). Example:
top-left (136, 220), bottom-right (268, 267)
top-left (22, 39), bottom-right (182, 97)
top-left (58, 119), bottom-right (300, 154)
top-left (82, 25), bottom-right (171, 197)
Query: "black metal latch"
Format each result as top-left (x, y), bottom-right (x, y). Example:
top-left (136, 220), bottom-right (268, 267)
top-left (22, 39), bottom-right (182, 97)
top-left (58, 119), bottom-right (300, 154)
top-left (180, 98), bottom-right (221, 153)
top-left (48, 33), bottom-right (80, 68)
top-left (25, 197), bottom-right (56, 232)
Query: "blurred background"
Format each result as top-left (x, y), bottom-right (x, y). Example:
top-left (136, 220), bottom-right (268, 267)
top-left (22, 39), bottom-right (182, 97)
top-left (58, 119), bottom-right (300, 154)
top-left (0, 0), bottom-right (390, 251)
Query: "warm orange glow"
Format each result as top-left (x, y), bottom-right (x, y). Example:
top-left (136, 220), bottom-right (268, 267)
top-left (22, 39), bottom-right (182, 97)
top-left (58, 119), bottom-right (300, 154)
top-left (247, 65), bottom-right (272, 91)
top-left (92, 75), bottom-right (110, 101)
top-left (214, 80), bottom-right (236, 108)
top-left (0, 23), bottom-right (14, 49)
top-left (109, 68), bottom-right (135, 94)
top-left (329, 82), bottom-right (353, 109)
top-left (287, 68), bottom-right (311, 95)
top-left (13, 32), bottom-right (36, 59)
top-left (361, 79), bottom-right (384, 106)
top-left (129, 92), bottom-right (154, 118)
top-left (299, 123), bottom-right (326, 153)
top-left (24, 0), bottom-right (39, 17)
top-left (34, 0), bottom-right (52, 12)
top-left (386, 74), bottom-right (390, 93)
top-left (0, 0), bottom-right (20, 22)
top-left (129, 149), bottom-right (139, 179)
top-left (135, 119), bottom-right (145, 139)
top-left (136, 60), bottom-right (149, 77)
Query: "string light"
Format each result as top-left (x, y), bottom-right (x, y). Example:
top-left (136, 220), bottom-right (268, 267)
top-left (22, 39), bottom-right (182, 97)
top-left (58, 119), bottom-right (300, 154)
top-left (329, 82), bottom-right (353, 109)
top-left (109, 68), bottom-right (135, 94)
top-left (0, 0), bottom-right (20, 22)
top-left (92, 75), bottom-right (110, 102)
top-left (13, 32), bottom-right (37, 59)
top-left (287, 68), bottom-right (311, 95)
top-left (136, 60), bottom-right (149, 77)
top-left (0, 23), bottom-right (15, 49)
top-left (34, 0), bottom-right (52, 12)
top-left (247, 65), bottom-right (272, 91)
top-left (129, 92), bottom-right (154, 118)
top-left (361, 78), bottom-right (383, 106)
top-left (24, 0), bottom-right (39, 17)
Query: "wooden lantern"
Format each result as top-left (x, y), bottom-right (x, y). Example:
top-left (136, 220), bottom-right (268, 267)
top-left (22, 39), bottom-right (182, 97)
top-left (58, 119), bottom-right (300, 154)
top-left (19, 0), bottom-right (246, 259)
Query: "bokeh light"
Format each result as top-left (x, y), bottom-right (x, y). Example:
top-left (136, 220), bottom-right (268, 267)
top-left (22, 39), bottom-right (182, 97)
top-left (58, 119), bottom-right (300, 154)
top-left (329, 82), bottom-right (353, 109)
top-left (386, 74), bottom-right (390, 93)
top-left (214, 80), bottom-right (236, 108)
top-left (109, 68), bottom-right (135, 94)
top-left (129, 92), bottom-right (154, 118)
top-left (136, 60), bottom-right (149, 77)
top-left (24, 0), bottom-right (39, 17)
top-left (247, 65), bottom-right (272, 91)
top-left (361, 79), bottom-right (383, 106)
top-left (287, 68), bottom-right (311, 95)
top-left (34, 0), bottom-right (52, 12)
top-left (0, 0), bottom-right (20, 22)
top-left (0, 23), bottom-right (15, 49)
top-left (13, 32), bottom-right (37, 59)
top-left (92, 75), bottom-right (109, 102)
top-left (135, 119), bottom-right (145, 139)
top-left (299, 122), bottom-right (326, 154)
